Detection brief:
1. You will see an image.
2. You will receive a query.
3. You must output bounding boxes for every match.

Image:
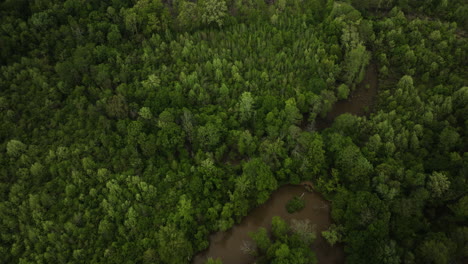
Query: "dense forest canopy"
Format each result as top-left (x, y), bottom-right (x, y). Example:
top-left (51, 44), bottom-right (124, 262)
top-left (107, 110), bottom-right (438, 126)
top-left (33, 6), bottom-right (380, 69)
top-left (0, 0), bottom-right (467, 263)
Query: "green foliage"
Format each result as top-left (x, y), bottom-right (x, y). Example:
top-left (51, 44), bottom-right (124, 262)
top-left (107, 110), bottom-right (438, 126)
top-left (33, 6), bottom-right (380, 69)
top-left (427, 172), bottom-right (450, 198)
top-left (106, 95), bottom-right (128, 119)
top-left (286, 196), bottom-right (305, 214)
top-left (439, 127), bottom-right (460, 152)
top-left (243, 158), bottom-right (278, 204)
top-left (337, 84), bottom-right (350, 100)
top-left (238, 130), bottom-right (257, 156)
top-left (0, 0), bottom-right (466, 263)
top-left (205, 258), bottom-right (223, 264)
top-left (6, 140), bottom-right (26, 158)
top-left (449, 195), bottom-right (468, 220)
top-left (138, 107), bottom-right (153, 119)
top-left (416, 233), bottom-right (455, 264)
top-left (295, 132), bottom-right (326, 179)
top-left (200, 0), bottom-right (227, 27)
top-left (177, 2), bottom-right (201, 31)
top-left (239, 92), bottom-right (255, 123)
top-left (343, 43), bottom-right (371, 86)
top-left (250, 227), bottom-right (271, 251)
top-left (249, 217), bottom-right (317, 264)
top-left (158, 224), bottom-right (193, 264)
top-left (321, 224), bottom-right (344, 246)
top-left (123, 0), bottom-right (169, 35)
top-left (271, 216), bottom-right (289, 239)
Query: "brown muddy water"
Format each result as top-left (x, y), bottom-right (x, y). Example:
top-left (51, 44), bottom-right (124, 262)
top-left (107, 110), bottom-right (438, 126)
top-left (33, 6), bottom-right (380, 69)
top-left (193, 64), bottom-right (379, 264)
top-left (315, 63), bottom-right (379, 130)
top-left (193, 185), bottom-right (344, 264)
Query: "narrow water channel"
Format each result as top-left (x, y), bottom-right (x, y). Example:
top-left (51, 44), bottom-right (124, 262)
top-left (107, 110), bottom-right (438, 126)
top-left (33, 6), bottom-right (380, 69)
top-left (316, 63), bottom-right (379, 130)
top-left (193, 63), bottom-right (379, 264)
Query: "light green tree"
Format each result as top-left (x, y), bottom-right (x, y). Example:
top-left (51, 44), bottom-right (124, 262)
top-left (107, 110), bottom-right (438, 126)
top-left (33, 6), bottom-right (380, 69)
top-left (177, 1), bottom-right (200, 31)
top-left (272, 216), bottom-right (289, 239)
top-left (250, 227), bottom-right (271, 251)
top-left (205, 258), bottom-right (223, 264)
top-left (321, 224), bottom-right (344, 246)
top-left (337, 84), bottom-right (350, 100)
top-left (343, 43), bottom-right (370, 85)
top-left (283, 98), bottom-right (302, 125)
top-left (275, 244), bottom-right (290, 258)
top-left (6, 139), bottom-right (26, 158)
top-left (239, 92), bottom-right (255, 123)
top-left (200, 0), bottom-right (227, 27)
top-left (30, 162), bottom-right (44, 177)
top-left (138, 107), bottom-right (153, 119)
top-left (427, 172), bottom-right (450, 198)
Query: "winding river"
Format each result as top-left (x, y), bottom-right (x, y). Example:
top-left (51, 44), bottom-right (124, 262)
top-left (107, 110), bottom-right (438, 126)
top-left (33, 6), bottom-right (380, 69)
top-left (193, 63), bottom-right (378, 264)
top-left (193, 185), bottom-right (344, 264)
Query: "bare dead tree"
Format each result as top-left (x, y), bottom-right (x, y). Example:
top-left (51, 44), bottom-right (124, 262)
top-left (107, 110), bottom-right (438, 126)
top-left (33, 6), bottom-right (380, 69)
top-left (313, 201), bottom-right (328, 210)
top-left (291, 219), bottom-right (316, 245)
top-left (240, 240), bottom-right (257, 255)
